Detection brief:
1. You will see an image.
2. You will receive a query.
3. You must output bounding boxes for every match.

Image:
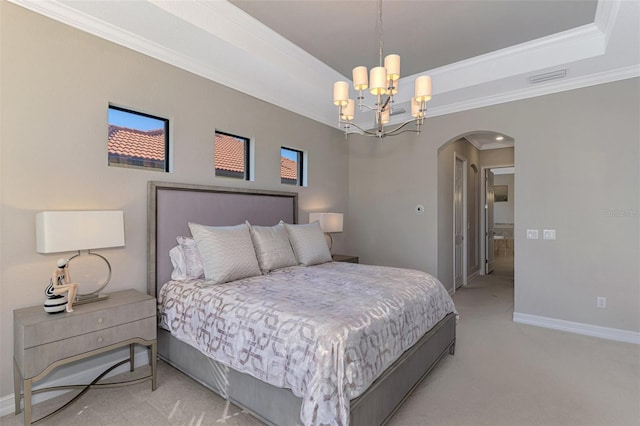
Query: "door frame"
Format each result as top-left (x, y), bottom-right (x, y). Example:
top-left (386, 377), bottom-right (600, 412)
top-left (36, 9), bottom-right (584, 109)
top-left (453, 152), bottom-right (468, 291)
top-left (480, 162), bottom-right (514, 275)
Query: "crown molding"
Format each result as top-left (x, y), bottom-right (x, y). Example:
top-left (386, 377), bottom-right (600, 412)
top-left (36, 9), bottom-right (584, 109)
top-left (8, 0), bottom-right (636, 133)
top-left (9, 0), bottom-right (340, 128)
top-left (354, 64), bottom-right (640, 131)
top-left (427, 64), bottom-right (640, 120)
top-left (594, 0), bottom-right (621, 46)
top-left (413, 23), bottom-right (605, 97)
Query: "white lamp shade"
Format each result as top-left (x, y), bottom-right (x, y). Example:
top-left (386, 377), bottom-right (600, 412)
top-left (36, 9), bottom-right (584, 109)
top-left (36, 210), bottom-right (125, 253)
top-left (341, 99), bottom-right (355, 121)
top-left (352, 66), bottom-right (368, 91)
top-left (369, 67), bottom-right (387, 95)
top-left (414, 75), bottom-right (432, 102)
top-left (384, 54), bottom-right (400, 81)
top-left (309, 212), bottom-right (343, 233)
top-left (333, 81), bottom-right (349, 106)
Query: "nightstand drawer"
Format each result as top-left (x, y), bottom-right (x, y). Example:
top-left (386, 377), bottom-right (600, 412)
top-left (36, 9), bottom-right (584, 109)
top-left (21, 296), bottom-right (156, 349)
top-left (22, 316), bottom-right (156, 379)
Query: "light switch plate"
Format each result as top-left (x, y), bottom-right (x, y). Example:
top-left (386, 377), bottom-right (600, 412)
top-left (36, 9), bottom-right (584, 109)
top-left (543, 229), bottom-right (556, 240)
top-left (526, 229), bottom-right (539, 239)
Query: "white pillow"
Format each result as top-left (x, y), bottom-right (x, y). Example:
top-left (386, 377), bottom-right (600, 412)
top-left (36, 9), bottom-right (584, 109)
top-left (169, 245), bottom-right (187, 280)
top-left (284, 221), bottom-right (332, 266)
top-left (169, 236), bottom-right (204, 281)
top-left (188, 222), bottom-right (261, 284)
top-left (247, 221), bottom-right (297, 273)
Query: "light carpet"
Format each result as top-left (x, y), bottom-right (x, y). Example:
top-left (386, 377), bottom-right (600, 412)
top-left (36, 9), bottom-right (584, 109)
top-left (3, 255), bottom-right (639, 425)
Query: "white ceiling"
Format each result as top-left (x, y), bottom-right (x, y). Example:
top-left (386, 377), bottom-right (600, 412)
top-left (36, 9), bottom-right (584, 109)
top-left (10, 0), bottom-right (640, 148)
top-left (230, 0), bottom-right (598, 78)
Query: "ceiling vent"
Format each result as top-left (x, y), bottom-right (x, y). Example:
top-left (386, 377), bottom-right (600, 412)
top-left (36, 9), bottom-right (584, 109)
top-left (390, 108), bottom-right (406, 116)
top-left (528, 69), bottom-right (567, 84)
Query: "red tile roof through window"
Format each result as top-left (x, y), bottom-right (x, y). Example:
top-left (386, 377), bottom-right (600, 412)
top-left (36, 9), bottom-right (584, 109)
top-left (108, 125), bottom-right (296, 178)
top-left (281, 157), bottom-right (297, 180)
top-left (108, 125), bottom-right (165, 161)
top-left (215, 133), bottom-right (245, 173)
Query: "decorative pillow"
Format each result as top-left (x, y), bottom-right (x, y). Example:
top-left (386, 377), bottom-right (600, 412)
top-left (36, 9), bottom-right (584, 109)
top-left (169, 236), bottom-right (205, 281)
top-left (169, 245), bottom-right (187, 281)
top-left (284, 221), bottom-right (332, 266)
top-left (188, 222), bottom-right (261, 284)
top-left (247, 221), bottom-right (297, 273)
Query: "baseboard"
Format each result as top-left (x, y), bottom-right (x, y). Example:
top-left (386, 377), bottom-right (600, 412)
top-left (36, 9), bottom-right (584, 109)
top-left (466, 270), bottom-right (480, 283)
top-left (513, 312), bottom-right (640, 344)
top-left (0, 348), bottom-right (151, 418)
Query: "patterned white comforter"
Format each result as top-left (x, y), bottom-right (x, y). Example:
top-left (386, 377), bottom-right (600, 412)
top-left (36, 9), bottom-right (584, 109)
top-left (158, 261), bottom-right (456, 426)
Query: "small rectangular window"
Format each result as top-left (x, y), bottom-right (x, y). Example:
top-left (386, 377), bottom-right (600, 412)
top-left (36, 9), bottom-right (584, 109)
top-left (215, 131), bottom-right (250, 180)
top-left (108, 105), bottom-right (169, 172)
top-left (281, 147), bottom-right (303, 186)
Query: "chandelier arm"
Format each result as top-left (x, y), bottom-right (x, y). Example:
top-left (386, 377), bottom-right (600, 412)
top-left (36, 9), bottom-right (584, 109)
top-left (380, 95), bottom-right (391, 110)
top-left (341, 121), bottom-right (383, 137)
top-left (381, 119), bottom-right (421, 135)
top-left (358, 103), bottom-right (382, 112)
top-left (340, 117), bottom-right (425, 138)
top-left (385, 128), bottom-right (421, 137)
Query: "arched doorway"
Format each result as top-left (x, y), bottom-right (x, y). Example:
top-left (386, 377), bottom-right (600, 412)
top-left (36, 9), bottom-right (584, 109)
top-left (436, 131), bottom-right (514, 293)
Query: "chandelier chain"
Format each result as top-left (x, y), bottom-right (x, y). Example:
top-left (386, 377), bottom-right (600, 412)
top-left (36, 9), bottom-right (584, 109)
top-left (378, 0), bottom-right (384, 67)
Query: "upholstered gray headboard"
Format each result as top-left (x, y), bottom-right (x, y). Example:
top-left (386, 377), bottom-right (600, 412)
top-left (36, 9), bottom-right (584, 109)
top-left (147, 181), bottom-right (298, 297)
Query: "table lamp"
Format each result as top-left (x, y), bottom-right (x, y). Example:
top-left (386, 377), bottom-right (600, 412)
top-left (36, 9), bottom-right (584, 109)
top-left (309, 212), bottom-right (343, 251)
top-left (36, 210), bottom-right (125, 304)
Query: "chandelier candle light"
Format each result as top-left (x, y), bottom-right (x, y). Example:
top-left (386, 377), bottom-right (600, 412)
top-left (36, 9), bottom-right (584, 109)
top-left (333, 0), bottom-right (432, 139)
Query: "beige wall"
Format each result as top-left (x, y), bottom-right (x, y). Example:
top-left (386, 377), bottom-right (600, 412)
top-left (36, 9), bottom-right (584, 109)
top-left (0, 3), bottom-right (348, 398)
top-left (479, 146), bottom-right (516, 166)
top-left (513, 81), bottom-right (639, 331)
top-left (349, 78), bottom-right (639, 333)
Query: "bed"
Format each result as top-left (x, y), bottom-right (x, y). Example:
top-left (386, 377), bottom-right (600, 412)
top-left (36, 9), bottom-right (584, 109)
top-left (147, 181), bottom-right (456, 426)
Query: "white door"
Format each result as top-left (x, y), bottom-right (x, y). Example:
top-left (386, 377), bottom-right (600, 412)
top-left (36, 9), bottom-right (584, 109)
top-left (454, 157), bottom-right (465, 288)
top-left (485, 170), bottom-right (495, 274)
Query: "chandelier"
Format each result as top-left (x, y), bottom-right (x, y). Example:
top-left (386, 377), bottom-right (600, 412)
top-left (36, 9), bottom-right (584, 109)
top-left (332, 0), bottom-right (432, 139)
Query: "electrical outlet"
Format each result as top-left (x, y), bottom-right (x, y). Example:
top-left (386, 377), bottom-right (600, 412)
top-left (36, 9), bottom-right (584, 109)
top-left (597, 296), bottom-right (607, 309)
top-left (543, 229), bottom-right (556, 240)
top-left (526, 229), bottom-right (539, 239)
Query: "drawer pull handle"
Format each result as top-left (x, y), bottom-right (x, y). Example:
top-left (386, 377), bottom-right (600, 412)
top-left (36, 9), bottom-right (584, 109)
top-left (97, 337), bottom-right (103, 343)
top-left (97, 318), bottom-right (104, 324)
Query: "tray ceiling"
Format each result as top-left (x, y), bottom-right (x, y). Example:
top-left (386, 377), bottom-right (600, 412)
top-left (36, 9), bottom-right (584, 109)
top-left (9, 0), bottom-right (640, 142)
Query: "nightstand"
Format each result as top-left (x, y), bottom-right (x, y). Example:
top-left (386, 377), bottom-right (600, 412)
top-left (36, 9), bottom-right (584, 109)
top-left (13, 289), bottom-right (157, 425)
top-left (332, 254), bottom-right (359, 264)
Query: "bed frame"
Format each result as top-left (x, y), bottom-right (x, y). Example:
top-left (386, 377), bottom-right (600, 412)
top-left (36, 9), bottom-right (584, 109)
top-left (147, 181), bottom-right (456, 426)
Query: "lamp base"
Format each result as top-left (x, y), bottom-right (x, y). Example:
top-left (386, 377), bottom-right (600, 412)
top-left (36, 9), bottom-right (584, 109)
top-left (74, 293), bottom-right (109, 305)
